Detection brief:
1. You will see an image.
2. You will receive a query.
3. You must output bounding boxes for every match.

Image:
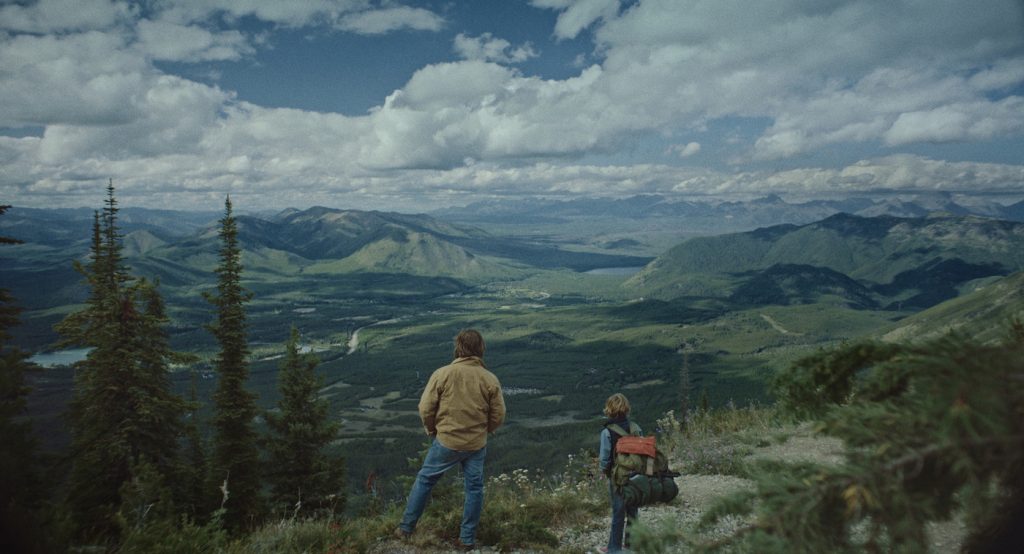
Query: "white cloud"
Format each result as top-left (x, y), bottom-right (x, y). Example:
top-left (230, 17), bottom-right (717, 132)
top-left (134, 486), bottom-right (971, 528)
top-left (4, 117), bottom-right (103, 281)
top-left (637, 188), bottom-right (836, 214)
top-left (138, 1), bottom-right (445, 34)
top-left (0, 0), bottom-right (132, 33)
top-left (153, 0), bottom-right (366, 27)
top-left (670, 142), bottom-right (701, 158)
top-left (135, 19), bottom-right (254, 62)
top-left (884, 98), bottom-right (1024, 145)
top-left (454, 33), bottom-right (537, 64)
top-left (3, 0), bottom-right (1024, 210)
top-left (0, 31), bottom-right (148, 127)
top-left (336, 6), bottom-right (444, 35)
top-left (533, 0), bottom-right (620, 40)
top-left (583, 0), bottom-right (1024, 161)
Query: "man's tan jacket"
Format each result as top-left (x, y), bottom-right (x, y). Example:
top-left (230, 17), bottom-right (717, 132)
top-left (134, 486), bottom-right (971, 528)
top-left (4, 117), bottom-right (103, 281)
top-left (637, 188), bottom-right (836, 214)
top-left (418, 356), bottom-right (505, 451)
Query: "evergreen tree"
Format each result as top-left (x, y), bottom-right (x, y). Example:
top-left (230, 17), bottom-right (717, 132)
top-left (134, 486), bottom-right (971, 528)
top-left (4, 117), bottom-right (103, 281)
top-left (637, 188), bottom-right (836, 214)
top-left (265, 326), bottom-right (345, 517)
top-left (135, 279), bottom-right (193, 504)
top-left (181, 368), bottom-right (208, 517)
top-left (0, 206), bottom-right (49, 552)
top-left (56, 183), bottom-right (186, 541)
top-left (681, 325), bottom-right (1024, 553)
top-left (204, 196), bottom-right (262, 531)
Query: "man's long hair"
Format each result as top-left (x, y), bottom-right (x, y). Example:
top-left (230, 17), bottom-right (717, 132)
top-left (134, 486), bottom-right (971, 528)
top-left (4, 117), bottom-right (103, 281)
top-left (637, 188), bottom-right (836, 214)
top-left (454, 329), bottom-right (485, 359)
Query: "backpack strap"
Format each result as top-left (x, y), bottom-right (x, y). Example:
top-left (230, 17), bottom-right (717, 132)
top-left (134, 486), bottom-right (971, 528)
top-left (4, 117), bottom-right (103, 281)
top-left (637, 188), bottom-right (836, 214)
top-left (606, 422), bottom-right (640, 437)
top-left (606, 423), bottom-right (629, 437)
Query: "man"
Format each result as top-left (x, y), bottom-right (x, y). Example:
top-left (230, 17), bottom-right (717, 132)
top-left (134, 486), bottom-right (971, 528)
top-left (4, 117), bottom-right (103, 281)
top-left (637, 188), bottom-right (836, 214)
top-left (398, 329), bottom-right (506, 550)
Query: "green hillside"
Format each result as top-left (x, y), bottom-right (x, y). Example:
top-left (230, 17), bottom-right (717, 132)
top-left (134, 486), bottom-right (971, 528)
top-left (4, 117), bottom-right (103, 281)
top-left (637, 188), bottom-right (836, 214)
top-left (268, 207), bottom-right (482, 260)
top-left (305, 230), bottom-right (523, 280)
top-left (728, 263), bottom-right (878, 309)
top-left (121, 229), bottom-right (167, 256)
top-left (880, 271), bottom-right (1024, 344)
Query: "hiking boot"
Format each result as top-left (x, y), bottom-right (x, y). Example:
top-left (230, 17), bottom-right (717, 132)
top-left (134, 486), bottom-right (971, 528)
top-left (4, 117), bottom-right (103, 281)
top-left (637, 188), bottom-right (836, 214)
top-left (457, 541), bottom-right (477, 551)
top-left (394, 527), bottom-right (412, 540)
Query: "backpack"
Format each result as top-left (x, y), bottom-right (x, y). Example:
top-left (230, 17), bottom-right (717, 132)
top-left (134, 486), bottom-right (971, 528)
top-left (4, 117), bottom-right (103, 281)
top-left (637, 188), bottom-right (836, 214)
top-left (607, 423), bottom-right (680, 508)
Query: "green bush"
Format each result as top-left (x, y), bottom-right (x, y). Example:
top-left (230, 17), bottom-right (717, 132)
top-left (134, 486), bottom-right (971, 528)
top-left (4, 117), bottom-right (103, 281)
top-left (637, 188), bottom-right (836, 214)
top-left (228, 519), bottom-right (348, 554)
top-left (119, 515), bottom-right (228, 554)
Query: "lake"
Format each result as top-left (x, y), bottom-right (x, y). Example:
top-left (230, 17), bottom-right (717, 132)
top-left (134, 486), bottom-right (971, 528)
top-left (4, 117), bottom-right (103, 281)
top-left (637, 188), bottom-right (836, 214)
top-left (583, 266), bottom-right (644, 276)
top-left (29, 348), bottom-right (92, 367)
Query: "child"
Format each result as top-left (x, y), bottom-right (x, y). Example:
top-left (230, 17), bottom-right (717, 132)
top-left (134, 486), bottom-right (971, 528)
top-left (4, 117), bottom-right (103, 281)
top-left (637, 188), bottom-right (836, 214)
top-left (599, 393), bottom-right (640, 552)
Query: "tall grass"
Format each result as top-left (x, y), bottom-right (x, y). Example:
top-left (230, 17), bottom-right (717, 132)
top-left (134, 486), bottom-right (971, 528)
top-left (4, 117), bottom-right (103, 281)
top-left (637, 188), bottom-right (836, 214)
top-left (657, 403), bottom-right (781, 477)
top-left (113, 405), bottom-right (786, 552)
top-left (116, 449), bottom-right (608, 553)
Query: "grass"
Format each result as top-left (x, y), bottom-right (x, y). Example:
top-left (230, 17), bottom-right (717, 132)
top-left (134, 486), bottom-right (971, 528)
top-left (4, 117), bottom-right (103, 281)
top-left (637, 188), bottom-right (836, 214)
top-left (115, 449), bottom-right (609, 553)
top-left (110, 405), bottom-right (792, 553)
top-left (657, 404), bottom-right (782, 478)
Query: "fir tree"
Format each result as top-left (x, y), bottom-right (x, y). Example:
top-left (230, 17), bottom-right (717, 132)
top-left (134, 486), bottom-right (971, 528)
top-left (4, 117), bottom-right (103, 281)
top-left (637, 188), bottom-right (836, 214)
top-left (181, 368), bottom-right (208, 517)
top-left (682, 325), bottom-right (1024, 553)
top-left (135, 279), bottom-right (193, 504)
top-left (204, 196), bottom-right (262, 531)
top-left (0, 206), bottom-right (49, 552)
top-left (265, 326), bottom-right (344, 517)
top-left (56, 183), bottom-right (186, 541)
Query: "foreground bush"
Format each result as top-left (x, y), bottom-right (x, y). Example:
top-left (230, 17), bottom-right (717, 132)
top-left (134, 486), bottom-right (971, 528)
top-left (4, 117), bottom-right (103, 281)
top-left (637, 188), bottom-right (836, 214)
top-left (641, 322), bottom-right (1024, 553)
top-left (112, 449), bottom-right (607, 552)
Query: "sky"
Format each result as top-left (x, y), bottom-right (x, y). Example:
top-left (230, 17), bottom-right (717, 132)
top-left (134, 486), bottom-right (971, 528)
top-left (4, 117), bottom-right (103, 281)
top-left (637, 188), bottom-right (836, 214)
top-left (1, 0), bottom-right (1023, 212)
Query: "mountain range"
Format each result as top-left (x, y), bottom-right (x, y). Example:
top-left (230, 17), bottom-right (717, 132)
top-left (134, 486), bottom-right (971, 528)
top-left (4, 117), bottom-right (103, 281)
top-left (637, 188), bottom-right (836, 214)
top-left (628, 213), bottom-right (1024, 311)
top-left (5, 203), bottom-right (1023, 323)
top-left (437, 192), bottom-right (1024, 234)
top-left (0, 205), bottom-right (650, 310)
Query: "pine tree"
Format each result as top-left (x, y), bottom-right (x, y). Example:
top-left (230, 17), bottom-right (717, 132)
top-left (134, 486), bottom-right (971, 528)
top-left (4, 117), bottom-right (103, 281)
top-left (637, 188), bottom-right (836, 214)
top-left (681, 324), bottom-right (1024, 553)
top-left (0, 206), bottom-right (50, 552)
top-left (134, 279), bottom-right (192, 504)
top-left (204, 196), bottom-right (262, 531)
top-left (56, 183), bottom-right (186, 541)
top-left (181, 368), bottom-right (208, 517)
top-left (265, 326), bottom-right (344, 517)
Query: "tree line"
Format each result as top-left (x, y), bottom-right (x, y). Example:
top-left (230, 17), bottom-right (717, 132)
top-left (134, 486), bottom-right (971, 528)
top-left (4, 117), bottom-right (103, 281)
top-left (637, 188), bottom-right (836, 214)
top-left (0, 184), bottom-right (343, 552)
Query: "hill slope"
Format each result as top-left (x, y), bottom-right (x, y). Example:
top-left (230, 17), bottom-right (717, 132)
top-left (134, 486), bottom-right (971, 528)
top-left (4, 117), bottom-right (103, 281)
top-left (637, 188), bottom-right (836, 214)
top-left (628, 214), bottom-right (1024, 308)
top-left (306, 230), bottom-right (521, 279)
top-left (880, 271), bottom-right (1024, 344)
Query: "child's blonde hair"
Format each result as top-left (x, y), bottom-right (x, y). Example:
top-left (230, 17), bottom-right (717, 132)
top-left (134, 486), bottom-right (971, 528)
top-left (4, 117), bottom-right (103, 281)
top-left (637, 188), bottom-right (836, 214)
top-left (603, 393), bottom-right (631, 418)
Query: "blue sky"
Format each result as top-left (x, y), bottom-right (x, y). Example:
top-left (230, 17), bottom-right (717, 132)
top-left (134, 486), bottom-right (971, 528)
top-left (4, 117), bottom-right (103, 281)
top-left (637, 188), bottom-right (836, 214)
top-left (1, 0), bottom-right (1023, 212)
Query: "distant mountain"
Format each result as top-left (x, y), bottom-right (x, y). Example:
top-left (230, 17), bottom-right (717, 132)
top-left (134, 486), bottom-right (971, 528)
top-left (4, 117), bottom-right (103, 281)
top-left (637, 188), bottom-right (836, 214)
top-left (0, 206), bottom-right (220, 247)
top-left (728, 264), bottom-right (878, 309)
top-left (1001, 199), bottom-right (1024, 221)
top-left (266, 207), bottom-right (479, 260)
top-left (629, 213), bottom-right (1024, 310)
top-left (880, 271), bottom-right (1024, 344)
top-left (1, 205), bottom-right (650, 310)
top-left (304, 230), bottom-right (517, 279)
top-left (122, 230), bottom-right (167, 256)
top-left (436, 193), bottom-right (1024, 233)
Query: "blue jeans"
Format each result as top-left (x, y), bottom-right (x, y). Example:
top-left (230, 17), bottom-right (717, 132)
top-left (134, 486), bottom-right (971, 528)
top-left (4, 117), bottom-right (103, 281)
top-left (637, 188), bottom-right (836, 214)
top-left (609, 482), bottom-right (638, 552)
top-left (400, 439), bottom-right (487, 545)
